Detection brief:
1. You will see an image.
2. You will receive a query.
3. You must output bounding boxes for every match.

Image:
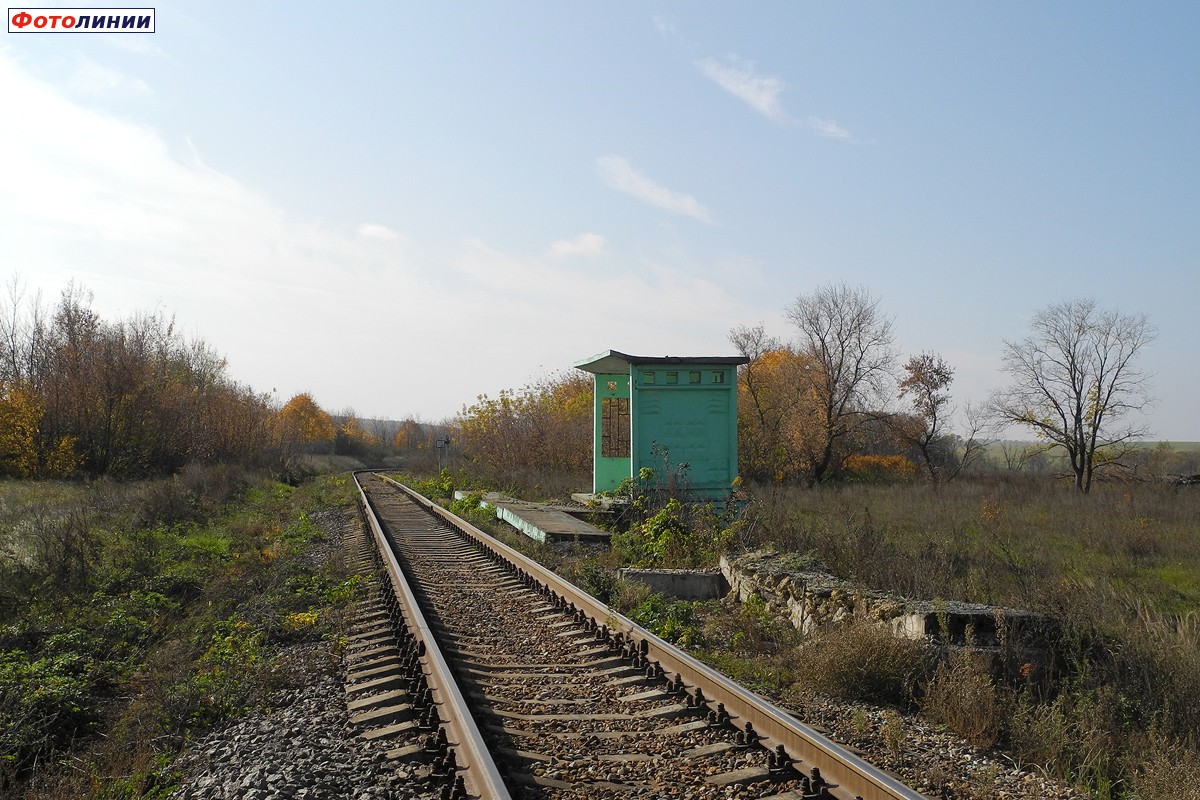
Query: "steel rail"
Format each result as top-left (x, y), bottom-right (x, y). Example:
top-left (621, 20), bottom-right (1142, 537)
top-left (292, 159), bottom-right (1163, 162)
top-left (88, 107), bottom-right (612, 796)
top-left (352, 473), bottom-right (512, 800)
top-left (379, 474), bottom-right (928, 800)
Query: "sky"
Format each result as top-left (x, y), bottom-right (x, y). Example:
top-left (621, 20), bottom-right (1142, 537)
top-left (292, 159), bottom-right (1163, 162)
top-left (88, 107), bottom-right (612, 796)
top-left (2, 3), bottom-right (1197, 440)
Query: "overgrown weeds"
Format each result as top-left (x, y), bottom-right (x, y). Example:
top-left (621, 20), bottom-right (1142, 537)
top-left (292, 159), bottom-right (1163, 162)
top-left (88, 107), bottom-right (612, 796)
top-left (626, 594), bottom-right (704, 647)
top-left (790, 620), bottom-right (932, 708)
top-left (0, 466), bottom-right (360, 799)
top-left (610, 489), bottom-right (742, 570)
top-left (734, 478), bottom-right (1200, 798)
top-left (1123, 731), bottom-right (1200, 800)
top-left (921, 649), bottom-right (1005, 748)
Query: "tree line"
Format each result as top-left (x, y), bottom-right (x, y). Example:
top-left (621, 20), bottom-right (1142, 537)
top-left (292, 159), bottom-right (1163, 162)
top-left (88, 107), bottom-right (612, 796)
top-left (0, 282), bottom-right (280, 478)
top-left (738, 285), bottom-right (1159, 491)
top-left (2, 278), bottom-right (1160, 493)
top-left (0, 280), bottom-right (438, 480)
top-left (455, 372), bottom-right (592, 479)
top-left (734, 284), bottom-right (1155, 492)
top-left (454, 284), bottom-right (1158, 494)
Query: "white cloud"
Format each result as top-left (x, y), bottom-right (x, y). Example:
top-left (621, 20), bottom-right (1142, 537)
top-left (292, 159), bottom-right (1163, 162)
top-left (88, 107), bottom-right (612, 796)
top-left (695, 54), bottom-right (855, 140)
top-left (807, 116), bottom-right (852, 140)
top-left (596, 156), bottom-right (712, 223)
top-left (69, 55), bottom-right (152, 98)
top-left (695, 55), bottom-right (786, 122)
top-left (546, 232), bottom-right (607, 258)
top-left (0, 52), bottom-right (757, 422)
top-left (447, 239), bottom-right (756, 376)
top-left (357, 222), bottom-right (404, 241)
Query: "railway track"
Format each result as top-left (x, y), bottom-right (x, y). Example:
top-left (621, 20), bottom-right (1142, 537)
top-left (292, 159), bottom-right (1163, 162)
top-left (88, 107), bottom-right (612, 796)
top-left (351, 472), bottom-right (929, 800)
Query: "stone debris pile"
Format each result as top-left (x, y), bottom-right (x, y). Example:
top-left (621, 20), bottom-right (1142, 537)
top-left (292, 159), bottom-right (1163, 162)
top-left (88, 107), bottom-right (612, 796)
top-left (721, 550), bottom-right (1055, 649)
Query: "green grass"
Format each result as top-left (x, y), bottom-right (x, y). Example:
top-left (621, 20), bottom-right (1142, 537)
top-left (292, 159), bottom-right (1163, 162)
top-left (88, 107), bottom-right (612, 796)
top-left (0, 467), bottom-right (361, 800)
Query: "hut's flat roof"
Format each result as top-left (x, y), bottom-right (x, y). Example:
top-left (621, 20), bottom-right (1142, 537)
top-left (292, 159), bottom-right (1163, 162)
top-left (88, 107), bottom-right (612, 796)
top-left (574, 349), bottom-right (749, 374)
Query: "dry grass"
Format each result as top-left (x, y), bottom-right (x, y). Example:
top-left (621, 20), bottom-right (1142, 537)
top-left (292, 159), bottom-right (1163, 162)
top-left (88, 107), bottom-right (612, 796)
top-left (789, 620), bottom-right (932, 708)
top-left (743, 478), bottom-right (1200, 613)
top-left (921, 649), bottom-right (1005, 748)
top-left (739, 476), bottom-right (1200, 798)
top-left (1124, 732), bottom-right (1200, 800)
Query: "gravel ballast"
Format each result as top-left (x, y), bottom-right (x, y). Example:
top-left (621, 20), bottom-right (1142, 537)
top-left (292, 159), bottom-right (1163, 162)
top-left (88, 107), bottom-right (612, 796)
top-left (168, 644), bottom-right (434, 800)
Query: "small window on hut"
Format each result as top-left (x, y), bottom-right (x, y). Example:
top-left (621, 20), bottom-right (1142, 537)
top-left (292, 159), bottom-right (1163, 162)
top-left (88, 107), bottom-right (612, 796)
top-left (712, 371), bottom-right (725, 383)
top-left (642, 371), bottom-right (656, 385)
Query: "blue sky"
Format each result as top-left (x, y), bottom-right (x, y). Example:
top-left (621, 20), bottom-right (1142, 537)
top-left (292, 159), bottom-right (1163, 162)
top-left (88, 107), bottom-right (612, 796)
top-left (2, 3), bottom-right (1197, 439)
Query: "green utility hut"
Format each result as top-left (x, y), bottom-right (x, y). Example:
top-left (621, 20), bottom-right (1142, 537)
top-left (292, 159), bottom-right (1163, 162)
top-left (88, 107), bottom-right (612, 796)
top-left (574, 350), bottom-right (749, 498)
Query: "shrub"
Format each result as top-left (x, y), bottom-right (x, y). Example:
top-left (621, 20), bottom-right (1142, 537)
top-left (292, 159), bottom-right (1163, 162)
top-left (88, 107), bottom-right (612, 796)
top-left (407, 468), bottom-right (459, 501)
top-left (791, 621), bottom-right (931, 708)
top-left (921, 649), bottom-right (1005, 748)
top-left (134, 480), bottom-right (201, 529)
top-left (843, 454), bottom-right (918, 483)
top-left (163, 617), bottom-right (275, 732)
top-left (575, 561), bottom-right (618, 605)
top-left (613, 497), bottom-right (738, 570)
top-left (0, 649), bottom-right (102, 779)
top-left (24, 508), bottom-right (96, 593)
top-left (1005, 685), bottom-right (1132, 795)
top-left (717, 592), bottom-right (787, 654)
top-left (448, 491), bottom-right (495, 528)
top-left (629, 594), bottom-right (703, 647)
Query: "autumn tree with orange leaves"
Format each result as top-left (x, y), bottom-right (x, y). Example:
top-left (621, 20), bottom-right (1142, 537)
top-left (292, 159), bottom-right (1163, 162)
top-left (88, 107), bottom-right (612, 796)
top-left (393, 418), bottom-right (430, 451)
top-left (895, 352), bottom-right (957, 481)
top-left (456, 372), bottom-right (592, 477)
top-left (730, 324), bottom-right (823, 482)
top-left (1, 279), bottom-right (277, 478)
top-left (275, 393), bottom-right (335, 456)
top-left (0, 381), bottom-right (78, 477)
top-left (333, 413), bottom-right (382, 459)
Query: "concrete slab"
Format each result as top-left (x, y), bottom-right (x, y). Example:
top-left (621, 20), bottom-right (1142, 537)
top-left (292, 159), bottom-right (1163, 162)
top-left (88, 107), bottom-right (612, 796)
top-left (618, 568), bottom-right (729, 601)
top-left (453, 490), bottom-right (613, 543)
top-left (492, 501), bottom-right (611, 545)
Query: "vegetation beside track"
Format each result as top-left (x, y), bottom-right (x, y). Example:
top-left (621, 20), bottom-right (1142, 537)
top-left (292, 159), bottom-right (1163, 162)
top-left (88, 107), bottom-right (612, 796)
top-left (0, 468), bottom-right (361, 800)
top-left (397, 465), bottom-right (1200, 800)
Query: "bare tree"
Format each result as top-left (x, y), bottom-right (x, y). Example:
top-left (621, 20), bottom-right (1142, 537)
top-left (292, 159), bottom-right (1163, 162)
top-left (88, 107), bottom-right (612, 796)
top-left (956, 401), bottom-right (990, 477)
top-left (786, 283), bottom-right (897, 484)
top-left (0, 276), bottom-right (52, 389)
top-left (366, 416), bottom-right (402, 448)
top-left (990, 299), bottom-right (1155, 493)
top-left (995, 441), bottom-right (1052, 474)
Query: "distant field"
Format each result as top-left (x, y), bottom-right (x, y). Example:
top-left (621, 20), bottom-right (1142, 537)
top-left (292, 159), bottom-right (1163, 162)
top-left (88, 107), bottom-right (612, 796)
top-left (1116, 440), bottom-right (1198, 450)
top-left (979, 440), bottom-right (1200, 474)
top-left (986, 439), bottom-right (1200, 450)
